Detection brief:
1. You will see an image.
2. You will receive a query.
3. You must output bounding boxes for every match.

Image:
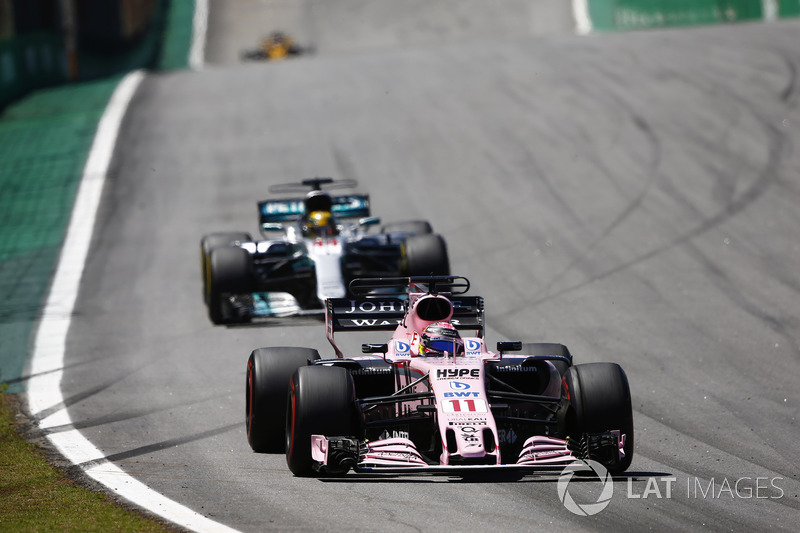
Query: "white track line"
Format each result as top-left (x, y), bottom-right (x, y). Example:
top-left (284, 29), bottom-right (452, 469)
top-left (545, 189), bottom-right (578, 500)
top-left (190, 0), bottom-right (209, 69)
top-left (26, 70), bottom-right (239, 533)
top-left (763, 0), bottom-right (777, 22)
top-left (572, 0), bottom-right (592, 35)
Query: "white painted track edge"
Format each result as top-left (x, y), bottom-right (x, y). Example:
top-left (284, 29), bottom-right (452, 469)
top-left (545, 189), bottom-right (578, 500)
top-left (573, 0), bottom-right (592, 35)
top-left (25, 69), bottom-right (240, 533)
top-left (190, 0), bottom-right (208, 69)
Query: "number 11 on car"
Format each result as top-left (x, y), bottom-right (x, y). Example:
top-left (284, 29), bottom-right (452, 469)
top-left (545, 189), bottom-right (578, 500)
top-left (443, 398), bottom-right (488, 413)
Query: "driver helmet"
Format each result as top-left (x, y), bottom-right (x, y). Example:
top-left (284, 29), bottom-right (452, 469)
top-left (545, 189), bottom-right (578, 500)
top-left (304, 210), bottom-right (336, 237)
top-left (304, 190), bottom-right (334, 213)
top-left (419, 322), bottom-right (464, 357)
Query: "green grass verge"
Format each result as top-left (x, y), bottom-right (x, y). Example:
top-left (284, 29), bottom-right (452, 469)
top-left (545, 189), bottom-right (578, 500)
top-left (0, 392), bottom-right (178, 532)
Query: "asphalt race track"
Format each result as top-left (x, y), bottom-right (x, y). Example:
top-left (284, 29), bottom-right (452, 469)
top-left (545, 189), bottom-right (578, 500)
top-left (57, 2), bottom-right (798, 531)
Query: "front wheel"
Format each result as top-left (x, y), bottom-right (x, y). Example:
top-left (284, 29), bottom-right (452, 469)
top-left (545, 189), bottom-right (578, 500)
top-left (563, 362), bottom-right (634, 474)
top-left (246, 347), bottom-right (321, 453)
top-left (206, 245), bottom-right (253, 324)
top-left (286, 366), bottom-right (359, 476)
top-left (200, 232), bottom-right (252, 304)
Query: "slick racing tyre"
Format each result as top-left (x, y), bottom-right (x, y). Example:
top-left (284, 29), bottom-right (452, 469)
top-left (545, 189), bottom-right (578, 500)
top-left (381, 220), bottom-right (433, 235)
top-left (246, 347), bottom-right (321, 453)
top-left (563, 362), bottom-right (634, 474)
top-left (286, 366), bottom-right (358, 476)
top-left (206, 245), bottom-right (253, 324)
top-left (519, 342), bottom-right (572, 378)
top-left (200, 232), bottom-right (251, 305)
top-left (404, 234), bottom-right (450, 276)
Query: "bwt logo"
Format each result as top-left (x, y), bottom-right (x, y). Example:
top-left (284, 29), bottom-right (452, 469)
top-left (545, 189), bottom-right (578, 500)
top-left (465, 339), bottom-right (481, 351)
top-left (395, 341), bottom-right (410, 353)
top-left (449, 381), bottom-right (471, 390)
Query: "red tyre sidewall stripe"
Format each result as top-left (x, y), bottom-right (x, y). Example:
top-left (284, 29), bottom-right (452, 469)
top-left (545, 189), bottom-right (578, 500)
top-left (288, 376), bottom-right (297, 460)
top-left (247, 359), bottom-right (254, 436)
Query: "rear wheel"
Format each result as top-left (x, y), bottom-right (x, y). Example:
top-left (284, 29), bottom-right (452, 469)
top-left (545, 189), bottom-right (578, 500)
top-left (381, 220), bottom-right (433, 235)
top-left (246, 347), bottom-right (321, 453)
top-left (286, 366), bottom-right (358, 476)
top-left (563, 363), bottom-right (634, 474)
top-left (404, 234), bottom-right (450, 276)
top-left (206, 245), bottom-right (253, 324)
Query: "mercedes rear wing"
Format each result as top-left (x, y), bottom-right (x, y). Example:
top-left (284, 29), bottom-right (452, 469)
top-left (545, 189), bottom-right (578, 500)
top-left (258, 194), bottom-right (371, 225)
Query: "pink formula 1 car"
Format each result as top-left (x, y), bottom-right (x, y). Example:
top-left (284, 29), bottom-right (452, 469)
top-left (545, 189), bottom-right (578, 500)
top-left (245, 276), bottom-right (634, 476)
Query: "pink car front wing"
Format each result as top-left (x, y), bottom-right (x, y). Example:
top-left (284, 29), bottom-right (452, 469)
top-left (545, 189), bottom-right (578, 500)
top-left (310, 434), bottom-right (598, 473)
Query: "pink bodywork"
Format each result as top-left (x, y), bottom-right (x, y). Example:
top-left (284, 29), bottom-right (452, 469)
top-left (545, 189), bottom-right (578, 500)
top-left (311, 289), bottom-right (581, 471)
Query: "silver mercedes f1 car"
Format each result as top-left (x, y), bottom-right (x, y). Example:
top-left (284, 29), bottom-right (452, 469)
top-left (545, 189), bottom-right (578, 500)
top-left (200, 179), bottom-right (449, 324)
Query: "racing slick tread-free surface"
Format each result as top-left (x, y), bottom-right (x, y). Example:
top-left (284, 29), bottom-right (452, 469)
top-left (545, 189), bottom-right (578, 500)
top-left (563, 362), bottom-right (634, 473)
top-left (286, 365), bottom-right (359, 476)
top-left (381, 219), bottom-right (433, 235)
top-left (246, 347), bottom-right (321, 453)
top-left (404, 233), bottom-right (450, 276)
top-left (200, 231), bottom-right (252, 305)
top-left (206, 244), bottom-right (253, 324)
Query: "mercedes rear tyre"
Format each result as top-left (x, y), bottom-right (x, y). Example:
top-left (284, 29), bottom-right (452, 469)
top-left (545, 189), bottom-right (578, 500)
top-left (381, 220), bottom-right (433, 235)
top-left (404, 234), bottom-right (450, 276)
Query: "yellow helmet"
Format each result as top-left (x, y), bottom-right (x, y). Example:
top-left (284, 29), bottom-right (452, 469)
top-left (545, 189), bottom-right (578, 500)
top-left (309, 210), bottom-right (331, 227)
top-left (305, 210), bottom-right (336, 237)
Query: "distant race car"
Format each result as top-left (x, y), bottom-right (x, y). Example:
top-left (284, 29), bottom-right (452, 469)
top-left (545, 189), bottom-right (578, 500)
top-left (245, 276), bottom-right (634, 477)
top-left (200, 178), bottom-right (449, 324)
top-left (240, 31), bottom-right (310, 61)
